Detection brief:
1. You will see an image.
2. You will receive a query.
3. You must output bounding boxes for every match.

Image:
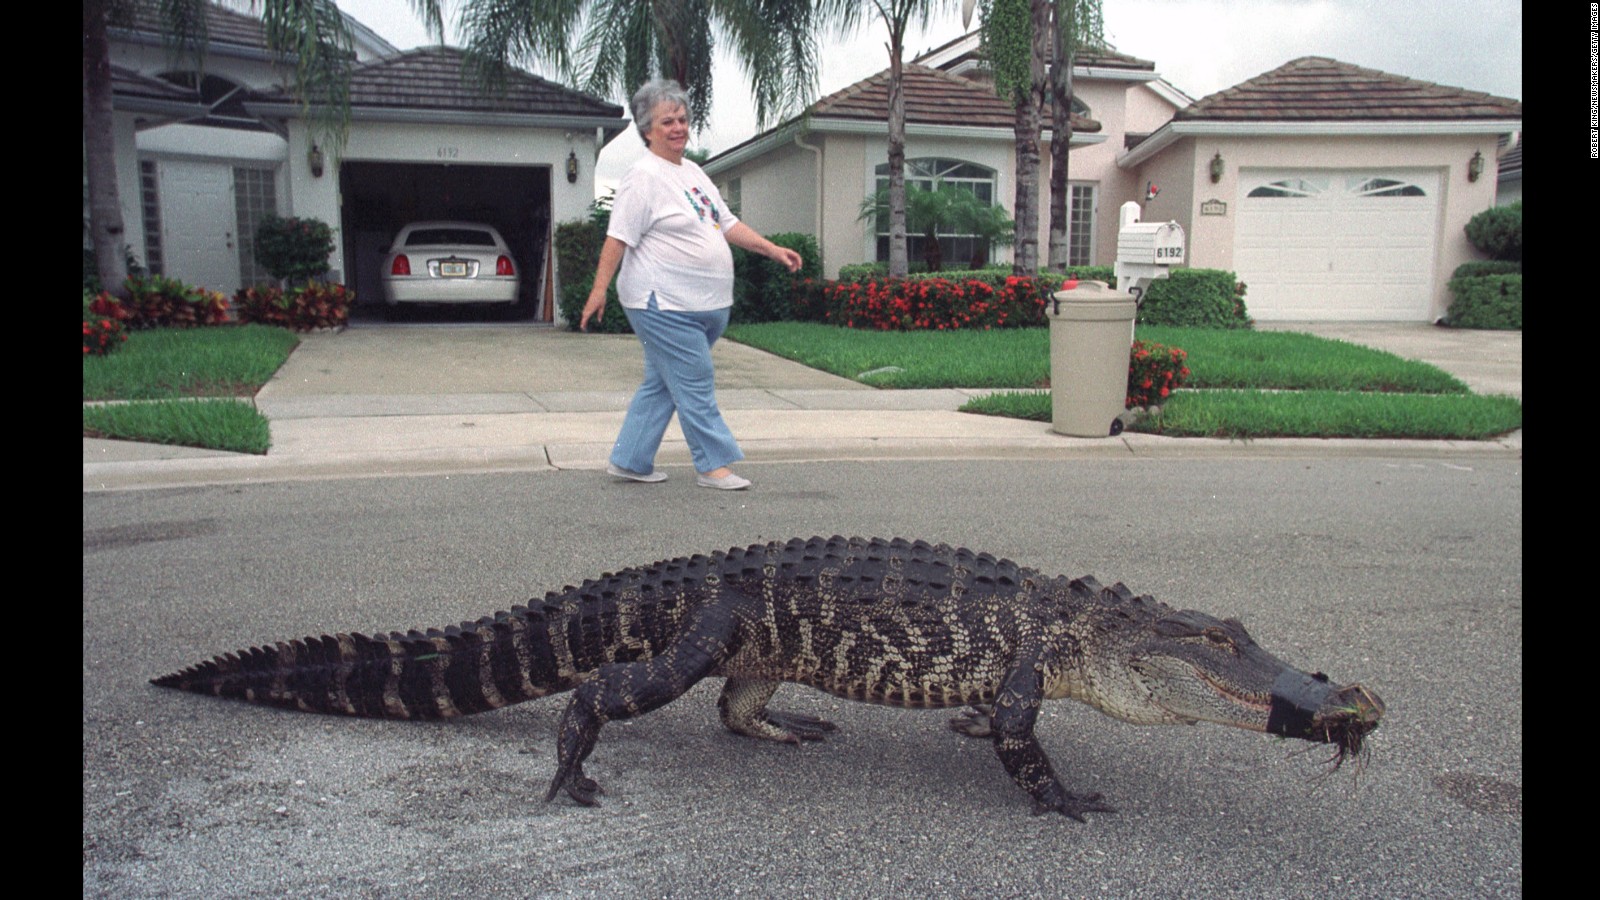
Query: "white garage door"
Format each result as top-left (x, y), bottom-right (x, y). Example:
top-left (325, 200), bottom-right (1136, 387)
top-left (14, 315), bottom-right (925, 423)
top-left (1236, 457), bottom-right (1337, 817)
top-left (1235, 169), bottom-right (1441, 321)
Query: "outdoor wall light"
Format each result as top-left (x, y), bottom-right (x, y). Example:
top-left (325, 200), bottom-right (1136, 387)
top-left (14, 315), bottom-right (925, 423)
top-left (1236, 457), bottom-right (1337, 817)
top-left (1145, 181), bottom-right (1160, 201)
top-left (1467, 150), bottom-right (1485, 182)
top-left (1209, 152), bottom-right (1225, 183)
top-left (307, 143), bottom-right (324, 178)
top-left (566, 150), bottom-right (579, 184)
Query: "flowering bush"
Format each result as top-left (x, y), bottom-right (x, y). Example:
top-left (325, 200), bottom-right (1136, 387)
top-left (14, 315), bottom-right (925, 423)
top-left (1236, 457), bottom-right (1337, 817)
top-left (254, 215), bottom-right (335, 284)
top-left (818, 275), bottom-right (1051, 331)
top-left (82, 317), bottom-right (127, 355)
top-left (116, 274), bottom-right (231, 328)
top-left (1127, 339), bottom-right (1191, 408)
top-left (235, 282), bottom-right (351, 331)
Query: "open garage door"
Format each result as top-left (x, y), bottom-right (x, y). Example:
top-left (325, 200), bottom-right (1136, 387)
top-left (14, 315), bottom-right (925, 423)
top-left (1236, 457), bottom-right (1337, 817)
top-left (1235, 169), bottom-right (1441, 321)
top-left (339, 161), bottom-right (553, 322)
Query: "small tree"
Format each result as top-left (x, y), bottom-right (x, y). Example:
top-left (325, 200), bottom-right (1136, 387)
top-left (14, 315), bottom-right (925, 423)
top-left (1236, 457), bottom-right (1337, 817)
top-left (860, 181), bottom-right (1014, 271)
top-left (253, 215), bottom-right (336, 285)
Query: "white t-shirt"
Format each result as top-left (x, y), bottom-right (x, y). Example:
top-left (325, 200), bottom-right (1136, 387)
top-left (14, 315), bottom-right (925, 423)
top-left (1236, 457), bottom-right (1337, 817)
top-left (607, 153), bottom-right (741, 311)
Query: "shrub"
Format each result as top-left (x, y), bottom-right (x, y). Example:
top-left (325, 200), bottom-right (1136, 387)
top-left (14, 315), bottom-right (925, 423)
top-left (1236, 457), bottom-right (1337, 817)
top-left (110, 274), bottom-right (231, 328)
top-left (253, 215), bottom-right (336, 284)
top-left (1452, 260), bottom-right (1521, 279)
top-left (819, 276), bottom-right (1053, 330)
top-left (731, 233), bottom-right (821, 323)
top-left (1463, 202), bottom-right (1521, 262)
top-left (553, 216), bottom-right (630, 333)
top-left (1137, 269), bottom-right (1252, 329)
top-left (235, 283), bottom-right (352, 331)
top-left (1127, 339), bottom-right (1191, 408)
top-left (1444, 273), bottom-right (1521, 330)
top-left (82, 316), bottom-right (127, 356)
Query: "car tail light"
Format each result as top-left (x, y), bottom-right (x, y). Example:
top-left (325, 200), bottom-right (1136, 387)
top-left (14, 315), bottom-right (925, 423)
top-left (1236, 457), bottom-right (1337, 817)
top-left (391, 255), bottom-right (411, 276)
top-left (496, 256), bottom-right (515, 276)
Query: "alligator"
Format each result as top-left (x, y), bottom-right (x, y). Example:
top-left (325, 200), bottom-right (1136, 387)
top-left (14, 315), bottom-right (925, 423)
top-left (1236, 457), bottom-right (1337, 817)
top-left (152, 536), bottom-right (1384, 820)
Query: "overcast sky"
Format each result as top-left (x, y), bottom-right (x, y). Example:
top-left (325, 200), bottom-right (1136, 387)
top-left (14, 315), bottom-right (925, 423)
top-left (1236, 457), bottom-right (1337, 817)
top-left (331, 0), bottom-right (1523, 188)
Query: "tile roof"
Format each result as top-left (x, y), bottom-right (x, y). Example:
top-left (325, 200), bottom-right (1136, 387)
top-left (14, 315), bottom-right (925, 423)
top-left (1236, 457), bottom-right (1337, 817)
top-left (110, 64), bottom-right (201, 103)
top-left (1498, 135), bottom-right (1521, 179)
top-left (812, 64), bottom-right (1101, 132)
top-left (118, 0), bottom-right (272, 52)
top-left (914, 30), bottom-right (1156, 72)
top-left (1177, 57), bottom-right (1522, 122)
top-left (261, 46), bottom-right (624, 119)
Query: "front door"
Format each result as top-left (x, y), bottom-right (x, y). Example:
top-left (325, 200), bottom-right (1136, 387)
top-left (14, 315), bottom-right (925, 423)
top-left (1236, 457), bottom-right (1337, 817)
top-left (159, 159), bottom-right (240, 292)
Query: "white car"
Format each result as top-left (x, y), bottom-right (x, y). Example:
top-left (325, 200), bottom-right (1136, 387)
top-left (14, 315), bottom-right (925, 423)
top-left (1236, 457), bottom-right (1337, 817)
top-left (381, 221), bottom-right (520, 310)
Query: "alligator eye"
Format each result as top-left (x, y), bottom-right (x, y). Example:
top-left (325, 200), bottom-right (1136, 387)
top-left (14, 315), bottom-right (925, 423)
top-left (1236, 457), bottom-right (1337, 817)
top-left (1203, 628), bottom-right (1237, 651)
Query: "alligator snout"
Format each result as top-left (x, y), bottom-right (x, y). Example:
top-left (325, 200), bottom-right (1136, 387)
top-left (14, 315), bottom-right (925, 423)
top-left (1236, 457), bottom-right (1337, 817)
top-left (1267, 670), bottom-right (1385, 748)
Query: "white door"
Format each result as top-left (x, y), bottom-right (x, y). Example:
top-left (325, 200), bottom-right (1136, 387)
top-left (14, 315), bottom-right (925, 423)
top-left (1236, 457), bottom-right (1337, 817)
top-left (1234, 170), bottom-right (1441, 321)
top-left (159, 160), bottom-right (240, 292)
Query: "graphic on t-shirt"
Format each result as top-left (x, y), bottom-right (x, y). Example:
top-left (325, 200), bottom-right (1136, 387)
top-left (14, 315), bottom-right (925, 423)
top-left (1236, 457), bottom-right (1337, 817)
top-left (684, 187), bottom-right (723, 231)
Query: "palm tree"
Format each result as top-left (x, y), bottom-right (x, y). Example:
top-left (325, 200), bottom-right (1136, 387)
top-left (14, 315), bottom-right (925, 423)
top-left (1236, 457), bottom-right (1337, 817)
top-left (1046, 0), bottom-right (1103, 271)
top-left (82, 0), bottom-right (361, 296)
top-left (451, 0), bottom-right (830, 132)
top-left (979, 0), bottom-right (1044, 275)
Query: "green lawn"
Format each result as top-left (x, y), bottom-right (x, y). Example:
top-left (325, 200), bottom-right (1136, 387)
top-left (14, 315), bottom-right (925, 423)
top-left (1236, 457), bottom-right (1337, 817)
top-left (726, 322), bottom-right (1521, 440)
top-left (82, 324), bottom-right (297, 454)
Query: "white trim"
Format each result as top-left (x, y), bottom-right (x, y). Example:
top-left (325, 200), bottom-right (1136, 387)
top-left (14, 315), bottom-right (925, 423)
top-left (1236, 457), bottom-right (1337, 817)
top-left (1145, 79), bottom-right (1194, 109)
top-left (1118, 118), bottom-right (1524, 168)
top-left (706, 118), bottom-right (1108, 176)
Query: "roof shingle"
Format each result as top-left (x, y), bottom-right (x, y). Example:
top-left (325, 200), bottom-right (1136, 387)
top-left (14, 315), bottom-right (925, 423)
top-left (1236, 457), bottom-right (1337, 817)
top-left (1177, 57), bottom-right (1522, 122)
top-left (812, 64), bottom-right (1100, 132)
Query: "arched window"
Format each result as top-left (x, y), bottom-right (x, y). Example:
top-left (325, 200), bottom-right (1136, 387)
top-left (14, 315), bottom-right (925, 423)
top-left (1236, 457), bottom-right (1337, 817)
top-left (158, 72), bottom-right (267, 131)
top-left (871, 158), bottom-right (1002, 268)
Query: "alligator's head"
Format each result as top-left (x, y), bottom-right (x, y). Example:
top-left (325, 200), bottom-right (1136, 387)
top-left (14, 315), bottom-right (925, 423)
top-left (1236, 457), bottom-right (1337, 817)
top-left (1080, 606), bottom-right (1384, 765)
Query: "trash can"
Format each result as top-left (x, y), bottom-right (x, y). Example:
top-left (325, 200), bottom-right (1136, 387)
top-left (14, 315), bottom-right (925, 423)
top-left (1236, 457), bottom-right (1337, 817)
top-left (1048, 280), bottom-right (1138, 437)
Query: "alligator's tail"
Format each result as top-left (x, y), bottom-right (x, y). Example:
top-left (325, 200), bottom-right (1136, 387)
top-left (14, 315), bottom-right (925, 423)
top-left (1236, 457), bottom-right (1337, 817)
top-left (151, 610), bottom-right (584, 720)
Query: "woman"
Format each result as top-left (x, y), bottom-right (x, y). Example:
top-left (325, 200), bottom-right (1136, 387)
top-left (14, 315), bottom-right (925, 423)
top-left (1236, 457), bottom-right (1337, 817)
top-left (582, 79), bottom-right (802, 490)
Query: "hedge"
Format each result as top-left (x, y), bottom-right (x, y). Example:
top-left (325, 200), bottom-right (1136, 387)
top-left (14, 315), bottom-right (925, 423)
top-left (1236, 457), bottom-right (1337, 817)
top-left (1444, 273), bottom-right (1522, 329)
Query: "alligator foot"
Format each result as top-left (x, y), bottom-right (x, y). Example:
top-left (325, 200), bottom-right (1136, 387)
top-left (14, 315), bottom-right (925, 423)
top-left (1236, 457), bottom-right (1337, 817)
top-left (547, 767), bottom-right (605, 807)
top-left (719, 679), bottom-right (837, 743)
top-left (1032, 784), bottom-right (1116, 822)
top-left (948, 705), bottom-right (996, 738)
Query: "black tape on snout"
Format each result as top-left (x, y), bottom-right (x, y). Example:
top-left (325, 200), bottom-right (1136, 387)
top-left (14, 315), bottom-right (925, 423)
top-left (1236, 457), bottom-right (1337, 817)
top-left (1266, 670), bottom-right (1332, 738)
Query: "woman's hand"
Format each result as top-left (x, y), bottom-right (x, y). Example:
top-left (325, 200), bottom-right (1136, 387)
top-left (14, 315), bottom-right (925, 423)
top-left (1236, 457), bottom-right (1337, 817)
top-left (580, 289), bottom-right (607, 332)
top-left (772, 246), bottom-right (803, 273)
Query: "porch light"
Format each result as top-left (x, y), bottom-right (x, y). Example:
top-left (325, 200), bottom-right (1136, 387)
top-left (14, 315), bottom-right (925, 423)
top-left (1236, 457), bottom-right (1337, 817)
top-left (1209, 152), bottom-right (1224, 183)
top-left (566, 150), bottom-right (579, 184)
top-left (1467, 150), bottom-right (1485, 182)
top-left (307, 143), bottom-right (324, 178)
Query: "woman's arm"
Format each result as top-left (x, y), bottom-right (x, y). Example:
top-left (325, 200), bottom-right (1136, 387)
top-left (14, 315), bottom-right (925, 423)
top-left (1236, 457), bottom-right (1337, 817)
top-left (580, 236), bottom-right (628, 331)
top-left (724, 222), bottom-right (803, 273)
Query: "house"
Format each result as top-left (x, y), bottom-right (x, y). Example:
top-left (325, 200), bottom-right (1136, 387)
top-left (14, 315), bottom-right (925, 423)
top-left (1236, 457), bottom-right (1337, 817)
top-left (96, 2), bottom-right (628, 320)
top-left (705, 38), bottom-right (1522, 322)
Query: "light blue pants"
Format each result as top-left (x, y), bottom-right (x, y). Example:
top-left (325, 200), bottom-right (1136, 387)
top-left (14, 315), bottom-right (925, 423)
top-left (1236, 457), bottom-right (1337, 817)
top-left (610, 296), bottom-right (743, 474)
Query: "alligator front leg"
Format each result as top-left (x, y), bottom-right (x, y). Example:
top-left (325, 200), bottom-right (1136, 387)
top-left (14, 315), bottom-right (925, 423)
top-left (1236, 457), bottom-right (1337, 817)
top-left (718, 678), bottom-right (837, 743)
top-left (546, 606), bottom-right (740, 806)
top-left (990, 661), bottom-right (1114, 822)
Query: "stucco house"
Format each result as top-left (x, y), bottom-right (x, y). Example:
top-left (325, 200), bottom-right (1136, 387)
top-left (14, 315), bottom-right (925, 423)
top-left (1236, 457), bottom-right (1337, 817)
top-left (706, 36), bottom-right (1522, 322)
top-left (96, 2), bottom-right (627, 320)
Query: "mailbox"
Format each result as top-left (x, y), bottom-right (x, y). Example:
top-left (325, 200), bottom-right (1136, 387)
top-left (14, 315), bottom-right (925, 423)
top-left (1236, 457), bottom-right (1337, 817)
top-left (1113, 201), bottom-right (1186, 310)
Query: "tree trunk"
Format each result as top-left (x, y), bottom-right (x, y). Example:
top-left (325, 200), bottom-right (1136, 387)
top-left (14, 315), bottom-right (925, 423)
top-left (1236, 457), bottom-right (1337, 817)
top-left (885, 19), bottom-right (909, 279)
top-left (1010, 0), bottom-right (1049, 276)
top-left (83, 0), bottom-right (129, 296)
top-left (1046, 0), bottom-right (1075, 272)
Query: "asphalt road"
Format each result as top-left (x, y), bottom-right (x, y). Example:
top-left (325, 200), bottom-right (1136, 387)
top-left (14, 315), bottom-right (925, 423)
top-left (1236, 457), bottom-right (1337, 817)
top-left (83, 457), bottom-right (1522, 898)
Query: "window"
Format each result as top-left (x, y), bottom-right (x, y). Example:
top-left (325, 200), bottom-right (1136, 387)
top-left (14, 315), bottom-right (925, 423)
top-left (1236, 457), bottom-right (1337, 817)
top-left (1068, 183), bottom-right (1096, 267)
top-left (233, 168), bottom-right (277, 285)
top-left (872, 158), bottom-right (1001, 267)
top-left (1248, 175), bottom-right (1427, 199)
top-left (139, 160), bottom-right (164, 276)
top-left (723, 178), bottom-right (742, 217)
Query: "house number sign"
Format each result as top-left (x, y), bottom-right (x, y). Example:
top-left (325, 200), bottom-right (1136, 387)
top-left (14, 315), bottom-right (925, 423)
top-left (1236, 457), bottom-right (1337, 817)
top-left (437, 146), bottom-right (460, 159)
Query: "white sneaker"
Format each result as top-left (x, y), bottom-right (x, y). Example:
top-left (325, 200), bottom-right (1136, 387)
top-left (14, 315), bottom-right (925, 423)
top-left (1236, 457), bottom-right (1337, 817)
top-left (696, 472), bottom-right (751, 490)
top-left (607, 463), bottom-right (667, 483)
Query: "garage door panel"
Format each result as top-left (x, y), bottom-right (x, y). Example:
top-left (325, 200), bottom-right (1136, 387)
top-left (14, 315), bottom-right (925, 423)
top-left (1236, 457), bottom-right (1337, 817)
top-left (1237, 170), bottom-right (1440, 321)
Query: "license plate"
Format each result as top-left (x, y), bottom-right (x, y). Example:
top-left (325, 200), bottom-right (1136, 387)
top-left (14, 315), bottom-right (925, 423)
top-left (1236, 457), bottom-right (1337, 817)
top-left (439, 261), bottom-right (468, 277)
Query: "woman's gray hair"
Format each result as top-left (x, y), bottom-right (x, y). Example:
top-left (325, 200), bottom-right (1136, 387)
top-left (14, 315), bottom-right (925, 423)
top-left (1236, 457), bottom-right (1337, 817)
top-left (632, 79), bottom-right (691, 145)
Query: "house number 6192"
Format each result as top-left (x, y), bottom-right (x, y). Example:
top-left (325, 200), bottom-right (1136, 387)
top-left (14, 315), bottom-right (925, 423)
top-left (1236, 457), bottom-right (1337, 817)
top-left (437, 146), bottom-right (460, 159)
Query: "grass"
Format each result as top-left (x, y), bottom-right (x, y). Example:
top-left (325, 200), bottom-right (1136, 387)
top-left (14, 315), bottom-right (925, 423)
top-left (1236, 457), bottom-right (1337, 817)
top-left (83, 399), bottom-right (273, 454)
top-left (726, 322), bottom-right (1522, 440)
top-left (82, 324), bottom-right (297, 454)
top-left (83, 324), bottom-right (299, 400)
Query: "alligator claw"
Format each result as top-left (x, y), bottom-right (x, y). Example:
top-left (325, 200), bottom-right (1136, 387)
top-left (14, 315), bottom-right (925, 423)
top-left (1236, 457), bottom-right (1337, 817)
top-left (948, 705), bottom-right (995, 738)
top-left (1033, 789), bottom-right (1115, 822)
top-left (766, 710), bottom-right (838, 742)
top-left (546, 766), bottom-right (604, 806)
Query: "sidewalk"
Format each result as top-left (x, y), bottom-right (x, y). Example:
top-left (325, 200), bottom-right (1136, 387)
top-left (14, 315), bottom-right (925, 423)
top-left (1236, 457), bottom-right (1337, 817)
top-left (82, 320), bottom-right (1522, 491)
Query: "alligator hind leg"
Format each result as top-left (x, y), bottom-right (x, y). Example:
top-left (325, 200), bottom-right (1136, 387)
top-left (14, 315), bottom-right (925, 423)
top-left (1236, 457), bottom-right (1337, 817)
top-left (717, 678), bottom-right (837, 743)
top-left (546, 607), bottom-right (739, 806)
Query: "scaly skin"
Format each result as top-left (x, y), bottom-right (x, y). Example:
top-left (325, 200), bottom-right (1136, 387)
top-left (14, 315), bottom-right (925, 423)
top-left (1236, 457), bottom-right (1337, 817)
top-left (152, 536), bottom-right (1384, 819)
